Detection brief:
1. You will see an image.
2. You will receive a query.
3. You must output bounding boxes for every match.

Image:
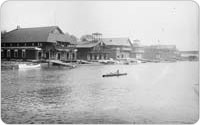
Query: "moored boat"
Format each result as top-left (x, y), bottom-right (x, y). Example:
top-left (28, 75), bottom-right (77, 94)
top-left (18, 63), bottom-right (41, 69)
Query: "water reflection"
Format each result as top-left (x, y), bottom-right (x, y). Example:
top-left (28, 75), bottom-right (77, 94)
top-left (1, 62), bottom-right (199, 124)
top-left (35, 86), bottom-right (72, 105)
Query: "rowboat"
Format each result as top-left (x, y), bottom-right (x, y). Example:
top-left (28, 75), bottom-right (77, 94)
top-left (102, 72), bottom-right (127, 77)
top-left (18, 63), bottom-right (41, 69)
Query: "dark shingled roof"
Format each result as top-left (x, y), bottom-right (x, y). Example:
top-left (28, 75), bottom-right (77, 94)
top-left (1, 26), bottom-right (74, 44)
top-left (102, 37), bottom-right (132, 47)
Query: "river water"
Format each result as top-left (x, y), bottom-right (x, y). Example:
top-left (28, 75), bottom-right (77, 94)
top-left (1, 62), bottom-right (199, 124)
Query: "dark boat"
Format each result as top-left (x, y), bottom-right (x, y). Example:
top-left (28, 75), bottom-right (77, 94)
top-left (102, 73), bottom-right (127, 77)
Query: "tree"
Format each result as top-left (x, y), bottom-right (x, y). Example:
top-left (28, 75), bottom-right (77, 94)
top-left (80, 34), bottom-right (93, 42)
top-left (64, 32), bottom-right (78, 43)
top-left (70, 35), bottom-right (78, 43)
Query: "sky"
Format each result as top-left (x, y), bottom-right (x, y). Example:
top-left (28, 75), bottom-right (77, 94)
top-left (0, 1), bottom-right (199, 51)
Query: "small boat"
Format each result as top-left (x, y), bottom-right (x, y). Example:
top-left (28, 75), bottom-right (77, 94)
top-left (102, 72), bottom-right (127, 77)
top-left (18, 63), bottom-right (41, 69)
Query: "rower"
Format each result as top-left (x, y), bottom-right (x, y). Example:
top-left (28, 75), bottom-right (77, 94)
top-left (116, 69), bottom-right (119, 74)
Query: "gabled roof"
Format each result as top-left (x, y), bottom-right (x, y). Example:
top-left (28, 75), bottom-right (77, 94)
top-left (102, 37), bottom-right (132, 47)
top-left (1, 26), bottom-right (72, 43)
top-left (76, 37), bottom-right (132, 48)
top-left (76, 41), bottom-right (100, 48)
top-left (150, 45), bottom-right (177, 49)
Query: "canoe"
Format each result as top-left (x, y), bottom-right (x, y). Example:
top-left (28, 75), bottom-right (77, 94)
top-left (102, 73), bottom-right (127, 77)
top-left (18, 63), bottom-right (41, 69)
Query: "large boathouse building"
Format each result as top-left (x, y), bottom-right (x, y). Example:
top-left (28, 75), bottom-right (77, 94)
top-left (1, 26), bottom-right (77, 61)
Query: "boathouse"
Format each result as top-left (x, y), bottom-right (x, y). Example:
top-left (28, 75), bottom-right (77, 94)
top-left (102, 37), bottom-right (133, 59)
top-left (1, 26), bottom-right (77, 61)
top-left (76, 33), bottom-right (133, 61)
top-left (76, 33), bottom-right (109, 60)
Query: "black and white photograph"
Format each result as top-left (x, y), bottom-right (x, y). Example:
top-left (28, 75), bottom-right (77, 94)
top-left (1, 0), bottom-right (199, 124)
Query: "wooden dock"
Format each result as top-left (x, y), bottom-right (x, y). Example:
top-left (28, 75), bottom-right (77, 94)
top-left (48, 60), bottom-right (76, 68)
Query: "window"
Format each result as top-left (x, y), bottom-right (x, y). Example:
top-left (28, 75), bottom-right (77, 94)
top-left (66, 53), bottom-right (69, 59)
top-left (27, 43), bottom-right (32, 46)
top-left (52, 29), bottom-right (60, 34)
top-left (22, 49), bottom-right (26, 58)
top-left (14, 49), bottom-right (18, 58)
top-left (104, 54), bottom-right (107, 59)
top-left (90, 54), bottom-right (92, 60)
top-left (1, 49), bottom-right (4, 57)
top-left (7, 50), bottom-right (10, 57)
top-left (13, 43), bottom-right (17, 46)
top-left (72, 53), bottom-right (75, 60)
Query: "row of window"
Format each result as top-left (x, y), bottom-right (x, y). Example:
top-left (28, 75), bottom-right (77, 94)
top-left (66, 53), bottom-right (76, 59)
top-left (1, 43), bottom-right (43, 47)
top-left (87, 54), bottom-right (107, 60)
top-left (1, 49), bottom-right (26, 58)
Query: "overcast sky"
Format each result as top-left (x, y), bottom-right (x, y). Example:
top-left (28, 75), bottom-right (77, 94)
top-left (1, 1), bottom-right (199, 51)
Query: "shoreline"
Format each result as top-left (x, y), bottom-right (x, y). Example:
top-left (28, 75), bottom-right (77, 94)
top-left (1, 60), bottom-right (198, 70)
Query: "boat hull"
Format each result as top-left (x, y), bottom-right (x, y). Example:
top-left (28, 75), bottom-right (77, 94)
top-left (102, 73), bottom-right (127, 77)
top-left (18, 64), bottom-right (41, 69)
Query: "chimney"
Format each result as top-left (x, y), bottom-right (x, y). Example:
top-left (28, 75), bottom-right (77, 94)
top-left (17, 25), bottom-right (20, 29)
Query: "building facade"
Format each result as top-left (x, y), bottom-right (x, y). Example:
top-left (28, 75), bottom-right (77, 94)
top-left (102, 37), bottom-right (133, 60)
top-left (76, 41), bottom-right (109, 61)
top-left (76, 33), bottom-right (133, 61)
top-left (142, 45), bottom-right (180, 61)
top-left (1, 26), bottom-right (77, 62)
top-left (130, 39), bottom-right (144, 59)
top-left (180, 51), bottom-right (199, 61)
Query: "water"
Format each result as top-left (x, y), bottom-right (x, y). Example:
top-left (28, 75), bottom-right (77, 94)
top-left (1, 62), bottom-right (199, 124)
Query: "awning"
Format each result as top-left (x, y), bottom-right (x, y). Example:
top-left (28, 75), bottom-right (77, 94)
top-left (56, 48), bottom-right (70, 52)
top-left (1, 47), bottom-right (42, 50)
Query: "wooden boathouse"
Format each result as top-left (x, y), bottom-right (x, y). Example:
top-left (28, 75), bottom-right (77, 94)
top-left (1, 26), bottom-right (77, 62)
top-left (76, 33), bottom-right (133, 61)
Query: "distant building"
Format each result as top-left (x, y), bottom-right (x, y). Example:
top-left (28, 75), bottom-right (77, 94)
top-left (1, 26), bottom-right (77, 61)
top-left (180, 51), bottom-right (199, 61)
top-left (102, 37), bottom-right (133, 59)
top-left (130, 39), bottom-right (144, 59)
top-left (76, 33), bottom-right (109, 60)
top-left (143, 45), bottom-right (180, 61)
top-left (76, 33), bottom-right (133, 61)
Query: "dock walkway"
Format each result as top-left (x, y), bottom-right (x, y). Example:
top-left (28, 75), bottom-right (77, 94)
top-left (48, 60), bottom-right (76, 68)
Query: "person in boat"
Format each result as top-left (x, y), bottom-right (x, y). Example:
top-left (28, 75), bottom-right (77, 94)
top-left (116, 69), bottom-right (119, 74)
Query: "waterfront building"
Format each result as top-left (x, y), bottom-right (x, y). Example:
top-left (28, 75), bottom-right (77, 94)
top-left (143, 45), bottom-right (180, 61)
top-left (76, 33), bottom-right (133, 61)
top-left (76, 33), bottom-right (109, 60)
top-left (1, 26), bottom-right (77, 61)
top-left (130, 39), bottom-right (144, 59)
top-left (102, 37), bottom-right (133, 60)
top-left (180, 51), bottom-right (199, 61)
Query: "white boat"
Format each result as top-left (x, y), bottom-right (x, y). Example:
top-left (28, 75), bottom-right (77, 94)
top-left (18, 63), bottom-right (41, 69)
